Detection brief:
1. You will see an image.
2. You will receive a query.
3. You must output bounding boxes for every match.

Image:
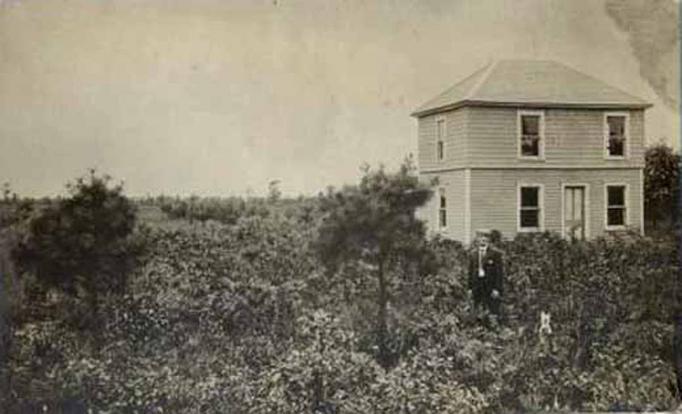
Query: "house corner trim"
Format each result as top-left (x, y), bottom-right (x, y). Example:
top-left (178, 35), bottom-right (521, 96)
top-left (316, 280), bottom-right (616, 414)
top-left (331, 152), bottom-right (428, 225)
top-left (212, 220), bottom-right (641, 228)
top-left (464, 168), bottom-right (471, 244)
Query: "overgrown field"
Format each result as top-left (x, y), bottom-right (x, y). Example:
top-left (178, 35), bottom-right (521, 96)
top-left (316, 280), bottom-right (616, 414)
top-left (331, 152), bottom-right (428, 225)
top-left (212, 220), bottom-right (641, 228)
top-left (4, 201), bottom-right (679, 413)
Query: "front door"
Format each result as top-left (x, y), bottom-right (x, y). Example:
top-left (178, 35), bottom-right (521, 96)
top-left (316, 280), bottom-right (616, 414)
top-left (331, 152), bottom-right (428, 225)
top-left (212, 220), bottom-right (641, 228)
top-left (564, 186), bottom-right (586, 240)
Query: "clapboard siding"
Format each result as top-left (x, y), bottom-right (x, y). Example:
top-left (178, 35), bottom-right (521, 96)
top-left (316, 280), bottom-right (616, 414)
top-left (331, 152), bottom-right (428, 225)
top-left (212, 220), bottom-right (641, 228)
top-left (418, 170), bottom-right (467, 240)
top-left (628, 110), bottom-right (645, 162)
top-left (417, 108), bottom-right (468, 171)
top-left (466, 107), bottom-right (645, 168)
top-left (468, 168), bottom-right (643, 241)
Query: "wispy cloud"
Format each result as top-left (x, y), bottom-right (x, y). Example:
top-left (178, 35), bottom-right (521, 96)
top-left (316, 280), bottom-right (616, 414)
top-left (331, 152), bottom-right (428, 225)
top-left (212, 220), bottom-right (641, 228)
top-left (605, 0), bottom-right (679, 110)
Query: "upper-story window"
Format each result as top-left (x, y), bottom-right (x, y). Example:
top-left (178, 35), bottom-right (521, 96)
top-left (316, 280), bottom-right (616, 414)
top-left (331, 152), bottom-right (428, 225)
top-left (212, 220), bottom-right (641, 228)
top-left (436, 117), bottom-right (446, 161)
top-left (604, 112), bottom-right (628, 158)
top-left (518, 110), bottom-right (544, 159)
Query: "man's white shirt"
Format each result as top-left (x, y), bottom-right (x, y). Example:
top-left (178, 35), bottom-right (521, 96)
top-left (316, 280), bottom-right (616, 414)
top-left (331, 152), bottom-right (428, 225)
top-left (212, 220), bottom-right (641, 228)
top-left (478, 246), bottom-right (487, 277)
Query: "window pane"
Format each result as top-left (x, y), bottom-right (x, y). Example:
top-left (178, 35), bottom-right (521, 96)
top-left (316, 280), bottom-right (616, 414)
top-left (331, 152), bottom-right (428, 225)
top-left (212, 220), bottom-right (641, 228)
top-left (437, 120), bottom-right (445, 139)
top-left (520, 209), bottom-right (539, 228)
top-left (608, 137), bottom-right (624, 156)
top-left (440, 195), bottom-right (446, 208)
top-left (607, 116), bottom-right (625, 136)
top-left (437, 141), bottom-right (444, 160)
top-left (573, 189), bottom-right (583, 221)
top-left (521, 136), bottom-right (539, 156)
top-left (521, 115), bottom-right (540, 156)
top-left (521, 187), bottom-right (539, 207)
top-left (522, 115), bottom-right (540, 135)
top-left (607, 207), bottom-right (625, 226)
top-left (607, 116), bottom-right (625, 156)
top-left (565, 189), bottom-right (574, 220)
top-left (439, 209), bottom-right (447, 228)
top-left (607, 186), bottom-right (625, 206)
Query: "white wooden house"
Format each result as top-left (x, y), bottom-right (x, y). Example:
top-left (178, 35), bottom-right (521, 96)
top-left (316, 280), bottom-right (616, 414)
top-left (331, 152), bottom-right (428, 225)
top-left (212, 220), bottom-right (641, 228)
top-left (412, 60), bottom-right (651, 243)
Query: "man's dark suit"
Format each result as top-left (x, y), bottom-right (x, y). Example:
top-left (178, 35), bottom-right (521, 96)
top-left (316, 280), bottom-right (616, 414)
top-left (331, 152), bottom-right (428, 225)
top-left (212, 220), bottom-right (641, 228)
top-left (468, 246), bottom-right (504, 315)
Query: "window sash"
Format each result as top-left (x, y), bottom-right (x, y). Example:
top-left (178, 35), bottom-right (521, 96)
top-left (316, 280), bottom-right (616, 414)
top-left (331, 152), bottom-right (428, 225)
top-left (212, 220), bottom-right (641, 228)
top-left (607, 186), bottom-right (626, 207)
top-left (436, 119), bottom-right (446, 161)
top-left (520, 187), bottom-right (539, 207)
top-left (521, 135), bottom-right (540, 156)
top-left (521, 115), bottom-right (540, 135)
top-left (438, 190), bottom-right (447, 228)
top-left (518, 113), bottom-right (543, 158)
top-left (607, 207), bottom-right (626, 226)
top-left (437, 119), bottom-right (445, 138)
top-left (606, 185), bottom-right (627, 227)
top-left (608, 136), bottom-right (625, 156)
top-left (607, 116), bottom-right (625, 136)
top-left (520, 208), bottom-right (540, 228)
top-left (519, 186), bottom-right (541, 229)
top-left (606, 115), bottom-right (626, 157)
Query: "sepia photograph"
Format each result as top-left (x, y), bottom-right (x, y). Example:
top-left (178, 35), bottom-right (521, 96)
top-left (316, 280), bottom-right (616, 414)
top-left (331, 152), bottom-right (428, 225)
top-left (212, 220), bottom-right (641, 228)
top-left (0, 0), bottom-right (680, 412)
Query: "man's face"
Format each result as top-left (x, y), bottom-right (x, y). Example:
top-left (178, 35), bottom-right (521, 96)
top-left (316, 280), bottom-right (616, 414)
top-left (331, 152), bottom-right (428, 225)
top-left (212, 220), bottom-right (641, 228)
top-left (477, 235), bottom-right (490, 249)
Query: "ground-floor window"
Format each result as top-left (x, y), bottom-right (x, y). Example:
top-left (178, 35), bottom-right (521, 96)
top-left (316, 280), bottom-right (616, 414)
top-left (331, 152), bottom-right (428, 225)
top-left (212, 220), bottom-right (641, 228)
top-left (606, 184), bottom-right (627, 229)
top-left (518, 185), bottom-right (542, 231)
top-left (438, 188), bottom-right (447, 229)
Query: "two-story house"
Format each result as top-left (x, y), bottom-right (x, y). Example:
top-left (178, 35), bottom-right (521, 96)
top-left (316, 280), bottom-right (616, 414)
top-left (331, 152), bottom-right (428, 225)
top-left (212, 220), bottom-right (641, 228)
top-left (412, 60), bottom-right (651, 243)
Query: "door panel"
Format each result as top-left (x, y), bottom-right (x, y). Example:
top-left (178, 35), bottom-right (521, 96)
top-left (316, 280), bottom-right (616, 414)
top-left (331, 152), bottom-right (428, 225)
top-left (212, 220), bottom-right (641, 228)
top-left (564, 186), bottom-right (586, 240)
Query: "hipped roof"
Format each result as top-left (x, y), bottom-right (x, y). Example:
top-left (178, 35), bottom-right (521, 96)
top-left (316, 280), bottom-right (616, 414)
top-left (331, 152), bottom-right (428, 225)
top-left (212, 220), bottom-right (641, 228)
top-left (412, 60), bottom-right (651, 117)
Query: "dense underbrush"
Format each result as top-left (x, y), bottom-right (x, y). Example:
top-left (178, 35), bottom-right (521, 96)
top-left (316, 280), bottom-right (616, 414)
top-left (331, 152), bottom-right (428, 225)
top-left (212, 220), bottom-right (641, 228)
top-left (4, 212), bottom-right (679, 413)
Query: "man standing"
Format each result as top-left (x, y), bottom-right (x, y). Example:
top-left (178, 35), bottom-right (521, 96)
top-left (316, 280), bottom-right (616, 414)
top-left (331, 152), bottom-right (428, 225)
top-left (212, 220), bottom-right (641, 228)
top-left (468, 230), bottom-right (505, 316)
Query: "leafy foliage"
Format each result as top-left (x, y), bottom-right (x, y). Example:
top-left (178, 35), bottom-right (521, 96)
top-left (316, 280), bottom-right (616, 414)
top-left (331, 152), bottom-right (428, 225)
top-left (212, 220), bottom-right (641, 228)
top-left (0, 184), bottom-right (36, 230)
top-left (316, 160), bottom-right (432, 272)
top-left (12, 171), bottom-right (139, 328)
top-left (644, 143), bottom-right (680, 228)
top-left (316, 159), bottom-right (432, 368)
top-left (3, 165), bottom-right (680, 413)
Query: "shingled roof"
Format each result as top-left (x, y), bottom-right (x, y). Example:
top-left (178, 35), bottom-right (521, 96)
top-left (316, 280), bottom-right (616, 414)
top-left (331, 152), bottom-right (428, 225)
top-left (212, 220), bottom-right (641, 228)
top-left (412, 59), bottom-right (651, 117)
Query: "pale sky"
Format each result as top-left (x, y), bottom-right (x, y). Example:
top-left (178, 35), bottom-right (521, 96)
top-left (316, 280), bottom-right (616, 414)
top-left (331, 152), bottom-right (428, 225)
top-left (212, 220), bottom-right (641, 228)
top-left (0, 0), bottom-right (678, 197)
